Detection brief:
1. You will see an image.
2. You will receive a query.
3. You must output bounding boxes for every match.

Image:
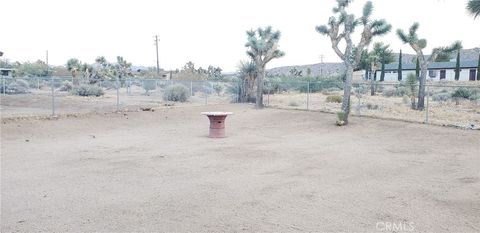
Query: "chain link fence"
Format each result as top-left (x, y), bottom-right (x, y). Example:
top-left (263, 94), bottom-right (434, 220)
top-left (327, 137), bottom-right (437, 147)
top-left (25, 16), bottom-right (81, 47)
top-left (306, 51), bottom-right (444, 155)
top-left (1, 76), bottom-right (479, 128)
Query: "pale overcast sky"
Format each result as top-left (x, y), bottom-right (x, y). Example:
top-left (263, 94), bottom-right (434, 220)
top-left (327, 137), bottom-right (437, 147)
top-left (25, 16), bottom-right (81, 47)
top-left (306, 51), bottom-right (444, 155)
top-left (1, 0), bottom-right (479, 72)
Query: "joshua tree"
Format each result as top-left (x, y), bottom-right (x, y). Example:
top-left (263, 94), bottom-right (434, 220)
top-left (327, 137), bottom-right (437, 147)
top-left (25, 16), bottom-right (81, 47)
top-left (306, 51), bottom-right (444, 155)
top-left (66, 58), bottom-right (82, 85)
top-left (316, 0), bottom-right (391, 125)
top-left (454, 50), bottom-right (460, 81)
top-left (467, 0), bottom-right (480, 18)
top-left (405, 73), bottom-right (418, 109)
top-left (245, 26), bottom-right (285, 109)
top-left (237, 60), bottom-right (257, 103)
top-left (397, 22), bottom-right (462, 110)
top-left (397, 50), bottom-right (403, 81)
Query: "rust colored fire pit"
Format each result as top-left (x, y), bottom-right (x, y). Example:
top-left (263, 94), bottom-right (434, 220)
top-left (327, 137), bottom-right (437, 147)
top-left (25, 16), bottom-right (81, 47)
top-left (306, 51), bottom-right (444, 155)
top-left (201, 112), bottom-right (233, 138)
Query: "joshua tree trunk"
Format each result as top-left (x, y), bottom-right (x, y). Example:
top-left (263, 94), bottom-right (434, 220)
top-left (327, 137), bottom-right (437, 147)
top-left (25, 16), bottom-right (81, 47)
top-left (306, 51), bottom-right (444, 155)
top-left (72, 71), bottom-right (78, 86)
top-left (256, 67), bottom-right (265, 108)
top-left (341, 63), bottom-right (354, 123)
top-left (417, 63), bottom-right (428, 110)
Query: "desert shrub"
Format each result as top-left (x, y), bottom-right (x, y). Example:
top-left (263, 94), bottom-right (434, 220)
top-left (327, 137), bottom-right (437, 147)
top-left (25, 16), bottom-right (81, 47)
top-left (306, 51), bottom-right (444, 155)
top-left (299, 77), bottom-right (343, 93)
top-left (322, 87), bottom-right (342, 95)
top-left (451, 87), bottom-right (472, 99)
top-left (396, 86), bottom-right (407, 96)
top-left (212, 83), bottom-right (224, 95)
top-left (163, 84), bottom-right (189, 102)
top-left (432, 92), bottom-right (451, 102)
top-left (405, 73), bottom-right (418, 109)
top-left (382, 87), bottom-right (397, 97)
top-left (366, 103), bottom-right (379, 110)
top-left (469, 89), bottom-right (480, 101)
top-left (143, 80), bottom-right (157, 95)
top-left (288, 101), bottom-right (299, 107)
top-left (72, 84), bottom-right (104, 97)
top-left (5, 79), bottom-right (30, 94)
top-left (326, 95), bottom-right (343, 103)
top-left (336, 111), bottom-right (346, 124)
top-left (100, 80), bottom-right (115, 89)
top-left (59, 81), bottom-right (73, 92)
top-left (353, 84), bottom-right (369, 95)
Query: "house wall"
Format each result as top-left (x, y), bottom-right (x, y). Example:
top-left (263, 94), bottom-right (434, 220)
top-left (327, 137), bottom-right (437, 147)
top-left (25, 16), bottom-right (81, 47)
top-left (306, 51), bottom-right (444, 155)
top-left (376, 68), bottom-right (477, 82)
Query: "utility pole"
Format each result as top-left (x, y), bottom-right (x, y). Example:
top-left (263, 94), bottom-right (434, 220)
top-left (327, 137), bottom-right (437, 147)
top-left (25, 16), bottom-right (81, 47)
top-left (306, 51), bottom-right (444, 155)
top-left (154, 35), bottom-right (160, 76)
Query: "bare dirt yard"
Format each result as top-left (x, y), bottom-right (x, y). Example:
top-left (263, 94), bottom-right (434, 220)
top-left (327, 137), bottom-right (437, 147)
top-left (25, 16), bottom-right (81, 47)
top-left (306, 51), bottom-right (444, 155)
top-left (1, 104), bottom-right (479, 232)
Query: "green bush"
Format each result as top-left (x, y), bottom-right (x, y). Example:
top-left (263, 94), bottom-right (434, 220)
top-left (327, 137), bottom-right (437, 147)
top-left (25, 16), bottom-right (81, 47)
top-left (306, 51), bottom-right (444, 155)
top-left (452, 87), bottom-right (480, 100)
top-left (337, 111), bottom-right (346, 121)
top-left (59, 81), bottom-right (73, 92)
top-left (326, 95), bottom-right (343, 103)
top-left (382, 88), bottom-right (397, 97)
top-left (72, 84), bottom-right (104, 97)
top-left (432, 92), bottom-right (451, 102)
top-left (143, 80), bottom-right (157, 95)
top-left (451, 87), bottom-right (472, 99)
top-left (5, 79), bottom-right (30, 94)
top-left (163, 84), bottom-right (189, 102)
top-left (298, 77), bottom-right (343, 93)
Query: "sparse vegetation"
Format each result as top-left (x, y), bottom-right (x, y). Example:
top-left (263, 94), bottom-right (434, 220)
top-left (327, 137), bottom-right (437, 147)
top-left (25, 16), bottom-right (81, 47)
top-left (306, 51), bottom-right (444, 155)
top-left (212, 83), bottom-right (224, 96)
top-left (326, 95), bottom-right (343, 103)
top-left (59, 81), bottom-right (73, 92)
top-left (163, 84), bottom-right (189, 102)
top-left (405, 73), bottom-right (418, 109)
top-left (143, 80), bottom-right (157, 95)
top-left (2, 79), bottom-right (30, 94)
top-left (72, 84), bottom-right (104, 97)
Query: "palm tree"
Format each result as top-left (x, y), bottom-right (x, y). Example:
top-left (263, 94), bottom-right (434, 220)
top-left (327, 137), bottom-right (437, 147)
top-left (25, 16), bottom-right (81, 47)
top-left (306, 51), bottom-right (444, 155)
top-left (66, 58), bottom-right (82, 85)
top-left (245, 26), bottom-right (285, 108)
top-left (371, 43), bottom-right (395, 82)
top-left (467, 0), bottom-right (480, 18)
top-left (237, 61), bottom-right (257, 103)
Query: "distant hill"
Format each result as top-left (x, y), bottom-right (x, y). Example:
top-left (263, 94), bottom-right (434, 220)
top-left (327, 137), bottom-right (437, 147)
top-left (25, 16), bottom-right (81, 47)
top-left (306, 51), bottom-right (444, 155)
top-left (266, 48), bottom-right (480, 77)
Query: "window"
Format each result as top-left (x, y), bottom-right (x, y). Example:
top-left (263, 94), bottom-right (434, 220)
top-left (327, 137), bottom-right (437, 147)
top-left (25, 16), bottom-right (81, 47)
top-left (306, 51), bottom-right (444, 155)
top-left (470, 69), bottom-right (476, 81)
top-left (429, 70), bottom-right (437, 78)
top-left (440, 70), bottom-right (446, 79)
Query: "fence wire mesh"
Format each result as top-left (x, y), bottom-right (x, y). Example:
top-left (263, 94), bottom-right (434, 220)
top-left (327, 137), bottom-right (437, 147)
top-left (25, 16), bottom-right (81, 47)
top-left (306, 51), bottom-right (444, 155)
top-left (1, 76), bottom-right (479, 128)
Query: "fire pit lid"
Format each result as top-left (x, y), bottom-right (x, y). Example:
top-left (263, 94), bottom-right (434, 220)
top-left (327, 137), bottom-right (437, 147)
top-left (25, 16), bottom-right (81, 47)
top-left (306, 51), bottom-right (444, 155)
top-left (201, 112), bottom-right (233, 116)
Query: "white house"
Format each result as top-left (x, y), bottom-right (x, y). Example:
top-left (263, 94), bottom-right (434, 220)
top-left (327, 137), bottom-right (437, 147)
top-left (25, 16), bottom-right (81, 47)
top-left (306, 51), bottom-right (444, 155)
top-left (374, 60), bottom-right (479, 82)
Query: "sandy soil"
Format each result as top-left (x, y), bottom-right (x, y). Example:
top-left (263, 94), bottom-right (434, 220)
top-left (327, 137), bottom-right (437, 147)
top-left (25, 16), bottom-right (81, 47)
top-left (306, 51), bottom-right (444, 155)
top-left (1, 104), bottom-right (479, 232)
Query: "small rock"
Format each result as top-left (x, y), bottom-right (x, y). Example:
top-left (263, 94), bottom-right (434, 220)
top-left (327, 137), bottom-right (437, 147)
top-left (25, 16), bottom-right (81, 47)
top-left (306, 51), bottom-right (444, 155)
top-left (25, 139), bottom-right (29, 142)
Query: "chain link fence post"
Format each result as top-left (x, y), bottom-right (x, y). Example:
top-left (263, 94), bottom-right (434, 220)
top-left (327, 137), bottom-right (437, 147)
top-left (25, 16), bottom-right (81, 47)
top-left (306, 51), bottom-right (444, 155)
top-left (51, 76), bottom-right (55, 117)
top-left (116, 77), bottom-right (120, 112)
top-left (2, 76), bottom-right (5, 96)
top-left (306, 81), bottom-right (310, 110)
top-left (190, 81), bottom-right (193, 97)
top-left (425, 84), bottom-right (430, 124)
top-left (204, 80), bottom-right (208, 105)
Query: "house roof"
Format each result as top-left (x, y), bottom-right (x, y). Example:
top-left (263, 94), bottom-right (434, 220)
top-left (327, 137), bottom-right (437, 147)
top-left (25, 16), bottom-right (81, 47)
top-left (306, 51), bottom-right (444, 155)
top-left (383, 60), bottom-right (478, 71)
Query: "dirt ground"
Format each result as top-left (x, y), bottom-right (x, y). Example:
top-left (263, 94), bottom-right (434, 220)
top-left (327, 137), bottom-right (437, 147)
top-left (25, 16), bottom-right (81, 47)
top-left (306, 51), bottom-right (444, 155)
top-left (1, 104), bottom-right (479, 232)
